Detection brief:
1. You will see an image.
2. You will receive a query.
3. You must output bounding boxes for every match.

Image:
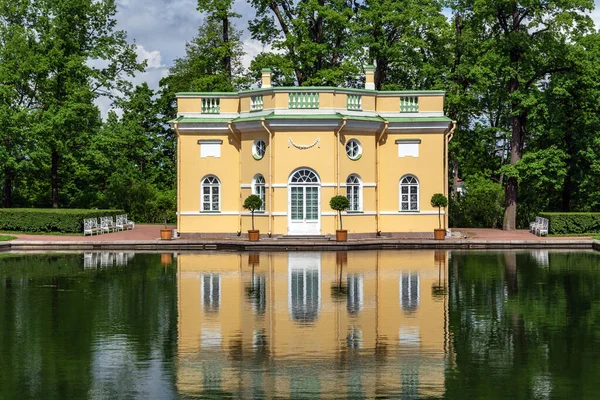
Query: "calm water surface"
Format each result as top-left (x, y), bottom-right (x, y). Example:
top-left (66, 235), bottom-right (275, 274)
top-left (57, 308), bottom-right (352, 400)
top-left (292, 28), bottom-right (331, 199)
top-left (1, 250), bottom-right (599, 399)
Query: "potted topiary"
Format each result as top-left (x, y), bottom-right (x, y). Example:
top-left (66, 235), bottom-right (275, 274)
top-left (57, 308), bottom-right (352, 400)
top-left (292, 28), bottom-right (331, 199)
top-left (157, 190), bottom-right (176, 240)
top-left (243, 194), bottom-right (263, 241)
top-left (430, 193), bottom-right (448, 240)
top-left (330, 195), bottom-right (350, 242)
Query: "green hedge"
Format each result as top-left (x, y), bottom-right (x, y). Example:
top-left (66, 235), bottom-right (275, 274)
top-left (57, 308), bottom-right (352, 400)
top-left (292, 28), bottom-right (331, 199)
top-left (0, 209), bottom-right (125, 233)
top-left (539, 212), bottom-right (600, 235)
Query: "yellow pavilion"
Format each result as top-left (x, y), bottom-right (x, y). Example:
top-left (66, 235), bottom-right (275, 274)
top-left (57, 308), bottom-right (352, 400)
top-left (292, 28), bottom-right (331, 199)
top-left (171, 67), bottom-right (454, 238)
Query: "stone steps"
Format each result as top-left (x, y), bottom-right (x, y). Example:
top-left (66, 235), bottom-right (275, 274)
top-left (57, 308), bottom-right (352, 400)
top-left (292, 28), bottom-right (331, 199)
top-left (278, 235), bottom-right (330, 240)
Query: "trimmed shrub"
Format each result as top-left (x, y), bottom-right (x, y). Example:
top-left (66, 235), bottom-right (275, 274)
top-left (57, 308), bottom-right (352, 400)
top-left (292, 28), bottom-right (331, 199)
top-left (539, 212), bottom-right (600, 235)
top-left (0, 209), bottom-right (125, 233)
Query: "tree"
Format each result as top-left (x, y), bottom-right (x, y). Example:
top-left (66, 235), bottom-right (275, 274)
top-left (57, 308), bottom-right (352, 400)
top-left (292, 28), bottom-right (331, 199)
top-left (430, 193), bottom-right (448, 229)
top-left (330, 195), bottom-right (350, 230)
top-left (33, 0), bottom-right (143, 208)
top-left (243, 194), bottom-right (263, 231)
top-left (247, 0), bottom-right (361, 86)
top-left (357, 0), bottom-right (451, 90)
top-left (447, 0), bottom-right (595, 229)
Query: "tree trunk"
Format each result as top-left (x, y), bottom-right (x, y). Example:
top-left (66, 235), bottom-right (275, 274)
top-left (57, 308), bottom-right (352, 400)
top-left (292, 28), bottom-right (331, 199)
top-left (51, 148), bottom-right (59, 208)
top-left (503, 110), bottom-right (526, 230)
top-left (222, 16), bottom-right (231, 80)
top-left (3, 166), bottom-right (12, 208)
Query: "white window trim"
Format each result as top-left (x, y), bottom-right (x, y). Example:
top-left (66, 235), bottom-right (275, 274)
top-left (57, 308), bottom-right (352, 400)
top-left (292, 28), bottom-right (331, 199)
top-left (345, 139), bottom-right (362, 160)
top-left (252, 174), bottom-right (266, 211)
top-left (346, 174), bottom-right (363, 212)
top-left (198, 139), bottom-right (223, 158)
top-left (252, 139), bottom-right (266, 160)
top-left (399, 175), bottom-right (419, 212)
top-left (201, 175), bottom-right (221, 212)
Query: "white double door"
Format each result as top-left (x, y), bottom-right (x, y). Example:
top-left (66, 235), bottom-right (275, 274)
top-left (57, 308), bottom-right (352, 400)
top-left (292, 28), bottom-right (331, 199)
top-left (288, 185), bottom-right (320, 235)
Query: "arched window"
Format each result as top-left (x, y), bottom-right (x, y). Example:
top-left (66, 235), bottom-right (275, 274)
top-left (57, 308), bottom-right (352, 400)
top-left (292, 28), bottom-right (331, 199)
top-left (253, 174), bottom-right (266, 211)
top-left (399, 175), bottom-right (419, 211)
top-left (289, 168), bottom-right (319, 183)
top-left (346, 174), bottom-right (362, 211)
top-left (201, 175), bottom-right (220, 211)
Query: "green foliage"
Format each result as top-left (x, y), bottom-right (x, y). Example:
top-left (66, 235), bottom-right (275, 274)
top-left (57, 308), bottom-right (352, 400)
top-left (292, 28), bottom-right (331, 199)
top-left (430, 193), bottom-right (448, 208)
top-left (243, 194), bottom-right (263, 230)
top-left (450, 174), bottom-right (504, 228)
top-left (329, 195), bottom-right (350, 211)
top-left (539, 212), bottom-right (600, 235)
top-left (155, 190), bottom-right (176, 227)
top-left (330, 195), bottom-right (349, 231)
top-left (243, 195), bottom-right (263, 212)
top-left (0, 235), bottom-right (16, 241)
top-left (0, 209), bottom-right (124, 233)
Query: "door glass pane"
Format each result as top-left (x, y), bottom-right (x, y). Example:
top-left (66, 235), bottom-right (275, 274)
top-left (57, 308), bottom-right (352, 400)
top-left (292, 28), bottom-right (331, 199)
top-left (291, 187), bottom-right (303, 220)
top-left (305, 187), bottom-right (318, 220)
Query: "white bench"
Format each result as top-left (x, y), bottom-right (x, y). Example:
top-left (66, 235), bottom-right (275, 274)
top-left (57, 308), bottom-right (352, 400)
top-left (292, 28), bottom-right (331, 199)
top-left (84, 218), bottom-right (101, 236)
top-left (534, 217), bottom-right (549, 236)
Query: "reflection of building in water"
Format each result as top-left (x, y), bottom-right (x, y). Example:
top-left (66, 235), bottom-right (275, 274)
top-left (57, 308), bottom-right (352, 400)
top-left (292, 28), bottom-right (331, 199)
top-left (83, 252), bottom-right (134, 269)
top-left (176, 251), bottom-right (449, 398)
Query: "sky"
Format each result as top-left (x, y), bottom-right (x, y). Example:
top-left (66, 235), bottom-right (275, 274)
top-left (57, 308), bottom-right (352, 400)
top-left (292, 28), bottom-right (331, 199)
top-left (101, 0), bottom-right (600, 116)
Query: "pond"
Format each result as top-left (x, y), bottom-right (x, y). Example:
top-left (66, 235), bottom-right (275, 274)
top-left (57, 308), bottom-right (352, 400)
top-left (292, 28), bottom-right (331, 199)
top-left (1, 250), bottom-right (599, 399)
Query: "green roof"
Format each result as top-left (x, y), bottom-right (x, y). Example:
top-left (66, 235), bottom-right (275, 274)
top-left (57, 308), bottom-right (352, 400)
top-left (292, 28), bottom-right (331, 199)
top-left (176, 87), bottom-right (446, 96)
top-left (172, 114), bottom-right (451, 125)
top-left (386, 116), bottom-right (452, 123)
top-left (176, 117), bottom-right (232, 123)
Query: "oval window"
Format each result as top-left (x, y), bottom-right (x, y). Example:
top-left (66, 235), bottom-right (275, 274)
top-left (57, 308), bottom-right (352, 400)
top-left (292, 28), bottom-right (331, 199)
top-left (253, 139), bottom-right (266, 160)
top-left (346, 139), bottom-right (362, 160)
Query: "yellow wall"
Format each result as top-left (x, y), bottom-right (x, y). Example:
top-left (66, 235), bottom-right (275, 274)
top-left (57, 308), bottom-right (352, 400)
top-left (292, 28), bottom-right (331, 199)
top-left (418, 95), bottom-right (444, 112)
top-left (177, 98), bottom-right (202, 113)
top-left (176, 250), bottom-right (449, 397)
top-left (176, 90), bottom-right (448, 235)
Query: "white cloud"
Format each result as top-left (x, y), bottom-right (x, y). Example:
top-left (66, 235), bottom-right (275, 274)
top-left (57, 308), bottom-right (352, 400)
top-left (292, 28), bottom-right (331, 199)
top-left (136, 44), bottom-right (164, 70)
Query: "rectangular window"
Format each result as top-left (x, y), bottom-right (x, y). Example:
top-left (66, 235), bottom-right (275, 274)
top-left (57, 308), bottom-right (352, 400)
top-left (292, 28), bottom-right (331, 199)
top-left (199, 140), bottom-right (222, 158)
top-left (396, 139), bottom-right (420, 158)
top-left (346, 185), bottom-right (360, 211)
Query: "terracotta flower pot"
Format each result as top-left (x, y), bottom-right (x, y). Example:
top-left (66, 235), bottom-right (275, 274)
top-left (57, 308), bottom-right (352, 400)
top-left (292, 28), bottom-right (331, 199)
top-left (160, 228), bottom-right (173, 240)
top-left (248, 230), bottom-right (260, 241)
top-left (336, 230), bottom-right (348, 242)
top-left (434, 229), bottom-right (446, 240)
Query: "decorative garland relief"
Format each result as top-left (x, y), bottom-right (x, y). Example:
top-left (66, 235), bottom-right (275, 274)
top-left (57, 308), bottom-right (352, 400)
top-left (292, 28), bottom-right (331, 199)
top-left (288, 137), bottom-right (320, 150)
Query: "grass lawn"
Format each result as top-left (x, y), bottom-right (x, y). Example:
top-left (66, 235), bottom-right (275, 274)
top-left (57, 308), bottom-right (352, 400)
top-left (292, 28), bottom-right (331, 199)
top-left (0, 235), bottom-right (17, 241)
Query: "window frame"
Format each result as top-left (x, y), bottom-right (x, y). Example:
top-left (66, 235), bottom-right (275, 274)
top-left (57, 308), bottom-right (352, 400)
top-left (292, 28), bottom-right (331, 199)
top-left (201, 175), bottom-right (221, 212)
top-left (345, 139), bottom-right (362, 160)
top-left (346, 174), bottom-right (362, 212)
top-left (252, 174), bottom-right (266, 211)
top-left (399, 175), bottom-right (419, 212)
top-left (252, 139), bottom-right (266, 160)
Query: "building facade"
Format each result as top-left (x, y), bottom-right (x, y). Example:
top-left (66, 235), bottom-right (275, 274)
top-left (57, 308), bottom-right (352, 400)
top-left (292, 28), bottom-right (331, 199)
top-left (172, 67), bottom-right (454, 237)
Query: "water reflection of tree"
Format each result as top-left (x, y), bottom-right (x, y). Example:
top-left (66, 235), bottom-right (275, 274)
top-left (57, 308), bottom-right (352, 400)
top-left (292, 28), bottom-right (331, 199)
top-left (447, 251), bottom-right (600, 399)
top-left (0, 253), bottom-right (178, 399)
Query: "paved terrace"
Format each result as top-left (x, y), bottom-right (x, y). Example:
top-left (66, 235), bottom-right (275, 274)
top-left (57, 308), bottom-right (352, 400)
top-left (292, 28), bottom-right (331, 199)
top-left (0, 225), bottom-right (596, 252)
